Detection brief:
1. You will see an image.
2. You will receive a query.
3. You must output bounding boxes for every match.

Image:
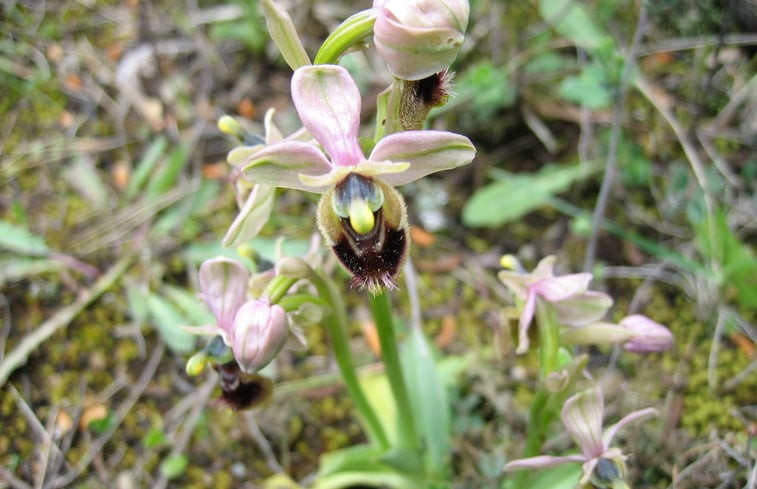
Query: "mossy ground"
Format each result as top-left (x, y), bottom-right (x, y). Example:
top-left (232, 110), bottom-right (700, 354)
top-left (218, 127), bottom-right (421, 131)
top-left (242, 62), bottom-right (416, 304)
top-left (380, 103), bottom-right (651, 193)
top-left (1, 0), bottom-right (755, 488)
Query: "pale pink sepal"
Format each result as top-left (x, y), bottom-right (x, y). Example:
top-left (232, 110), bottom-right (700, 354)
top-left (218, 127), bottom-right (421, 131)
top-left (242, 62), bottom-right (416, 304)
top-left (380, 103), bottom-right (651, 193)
top-left (553, 291), bottom-right (613, 326)
top-left (561, 387), bottom-right (605, 459)
top-left (242, 141), bottom-right (333, 191)
top-left (368, 130), bottom-right (476, 186)
top-left (198, 258), bottom-right (250, 338)
top-left (223, 184), bottom-right (277, 248)
top-left (291, 65), bottom-right (365, 167)
top-left (504, 454), bottom-right (585, 471)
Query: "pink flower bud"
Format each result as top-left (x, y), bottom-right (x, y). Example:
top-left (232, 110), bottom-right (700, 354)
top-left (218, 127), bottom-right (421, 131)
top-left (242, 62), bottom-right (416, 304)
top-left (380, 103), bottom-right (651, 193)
top-left (229, 299), bottom-right (289, 373)
top-left (620, 315), bottom-right (673, 353)
top-left (373, 0), bottom-right (469, 80)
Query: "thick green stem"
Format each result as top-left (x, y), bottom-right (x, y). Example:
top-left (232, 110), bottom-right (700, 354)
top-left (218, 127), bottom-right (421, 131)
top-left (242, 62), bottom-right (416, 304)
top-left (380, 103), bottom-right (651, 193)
top-left (512, 301), bottom-right (563, 489)
top-left (310, 271), bottom-right (389, 449)
top-left (535, 299), bottom-right (561, 381)
top-left (314, 9), bottom-right (377, 65)
top-left (369, 291), bottom-right (419, 453)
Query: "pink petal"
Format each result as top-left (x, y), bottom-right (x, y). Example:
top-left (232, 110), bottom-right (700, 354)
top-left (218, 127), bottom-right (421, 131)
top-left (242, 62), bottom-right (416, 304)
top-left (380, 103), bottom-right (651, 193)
top-left (535, 273), bottom-right (592, 302)
top-left (602, 407), bottom-right (657, 450)
top-left (291, 65), bottom-right (365, 167)
top-left (198, 258), bottom-right (250, 334)
top-left (516, 292), bottom-right (537, 354)
top-left (553, 291), bottom-right (613, 326)
top-left (497, 270), bottom-right (531, 300)
top-left (504, 454), bottom-right (585, 471)
top-left (368, 130), bottom-right (475, 185)
top-left (242, 141), bottom-right (333, 191)
top-left (561, 387), bottom-right (605, 459)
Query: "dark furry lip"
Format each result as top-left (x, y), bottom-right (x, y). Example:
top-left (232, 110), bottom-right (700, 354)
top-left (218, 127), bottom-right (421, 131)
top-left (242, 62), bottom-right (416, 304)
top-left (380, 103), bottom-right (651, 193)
top-left (332, 210), bottom-right (408, 292)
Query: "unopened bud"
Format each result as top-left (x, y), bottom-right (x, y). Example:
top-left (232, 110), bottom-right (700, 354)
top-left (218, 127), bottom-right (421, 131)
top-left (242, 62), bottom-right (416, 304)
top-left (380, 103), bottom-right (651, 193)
top-left (620, 315), bottom-right (673, 353)
top-left (373, 0), bottom-right (469, 80)
top-left (218, 115), bottom-right (244, 138)
top-left (276, 257), bottom-right (312, 280)
top-left (229, 299), bottom-right (289, 374)
top-left (186, 352), bottom-right (208, 376)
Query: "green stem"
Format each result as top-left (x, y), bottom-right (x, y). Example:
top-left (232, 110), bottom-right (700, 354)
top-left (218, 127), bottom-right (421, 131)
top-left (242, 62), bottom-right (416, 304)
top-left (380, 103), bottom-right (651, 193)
top-left (310, 270), bottom-right (389, 449)
top-left (369, 291), bottom-right (419, 452)
top-left (512, 301), bottom-right (562, 489)
top-left (535, 300), bottom-right (560, 381)
top-left (314, 9), bottom-right (377, 65)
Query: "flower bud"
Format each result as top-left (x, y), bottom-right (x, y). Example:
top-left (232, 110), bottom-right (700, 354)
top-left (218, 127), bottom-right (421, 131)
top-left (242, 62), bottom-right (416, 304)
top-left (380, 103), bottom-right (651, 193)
top-left (276, 256), bottom-right (312, 280)
top-left (229, 299), bottom-right (289, 373)
top-left (620, 315), bottom-right (673, 353)
top-left (373, 0), bottom-right (469, 80)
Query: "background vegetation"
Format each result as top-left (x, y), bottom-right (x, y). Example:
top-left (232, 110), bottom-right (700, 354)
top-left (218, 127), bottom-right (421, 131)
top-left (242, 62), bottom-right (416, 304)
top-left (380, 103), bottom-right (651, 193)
top-left (1, 0), bottom-right (755, 487)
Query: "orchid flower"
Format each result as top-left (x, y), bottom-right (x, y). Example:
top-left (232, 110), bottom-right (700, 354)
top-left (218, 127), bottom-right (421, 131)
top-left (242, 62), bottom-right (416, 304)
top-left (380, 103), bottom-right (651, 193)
top-left (504, 387), bottom-right (657, 488)
top-left (241, 64), bottom-right (475, 290)
top-left (499, 256), bottom-right (613, 354)
top-left (193, 257), bottom-right (290, 374)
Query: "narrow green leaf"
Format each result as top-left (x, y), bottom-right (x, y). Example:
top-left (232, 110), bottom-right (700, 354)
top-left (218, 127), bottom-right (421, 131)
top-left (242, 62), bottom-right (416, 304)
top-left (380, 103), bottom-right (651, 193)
top-left (261, 0), bottom-right (311, 70)
top-left (162, 285), bottom-right (215, 326)
top-left (0, 220), bottom-right (50, 256)
top-left (401, 326), bottom-right (450, 478)
top-left (0, 259), bottom-right (62, 287)
top-left (127, 136), bottom-right (167, 199)
top-left (145, 143), bottom-right (189, 201)
top-left (146, 293), bottom-right (196, 354)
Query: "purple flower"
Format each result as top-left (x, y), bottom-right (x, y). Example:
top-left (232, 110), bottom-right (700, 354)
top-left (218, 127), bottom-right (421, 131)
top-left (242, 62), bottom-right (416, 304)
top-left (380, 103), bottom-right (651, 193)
top-left (241, 64), bottom-right (475, 193)
top-left (228, 298), bottom-right (289, 374)
top-left (499, 256), bottom-right (613, 354)
top-left (504, 387), bottom-right (657, 487)
top-left (195, 257), bottom-right (289, 373)
top-left (241, 65), bottom-right (475, 290)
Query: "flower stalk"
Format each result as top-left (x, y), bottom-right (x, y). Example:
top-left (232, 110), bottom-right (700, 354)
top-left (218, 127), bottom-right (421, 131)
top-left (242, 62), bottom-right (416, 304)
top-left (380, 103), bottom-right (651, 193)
top-left (308, 269), bottom-right (390, 449)
top-left (370, 290), bottom-right (419, 453)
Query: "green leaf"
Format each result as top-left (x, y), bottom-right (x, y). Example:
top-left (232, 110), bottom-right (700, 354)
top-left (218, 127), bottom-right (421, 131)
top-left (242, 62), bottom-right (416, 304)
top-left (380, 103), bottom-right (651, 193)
top-left (359, 373), bottom-right (398, 446)
top-left (159, 454), bottom-right (188, 480)
top-left (456, 60), bottom-right (516, 117)
top-left (0, 258), bottom-right (62, 287)
top-left (693, 208), bottom-right (757, 308)
top-left (0, 220), bottom-right (50, 256)
top-left (142, 427), bottom-right (168, 449)
top-left (146, 293), bottom-right (196, 354)
top-left (463, 163), bottom-right (598, 227)
top-left (401, 326), bottom-right (450, 478)
top-left (539, 0), bottom-right (609, 51)
top-left (559, 65), bottom-right (611, 109)
top-left (87, 410), bottom-right (115, 435)
top-left (127, 136), bottom-right (167, 199)
top-left (161, 285), bottom-right (215, 326)
top-left (145, 143), bottom-right (189, 201)
top-left (261, 0), bottom-right (311, 70)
